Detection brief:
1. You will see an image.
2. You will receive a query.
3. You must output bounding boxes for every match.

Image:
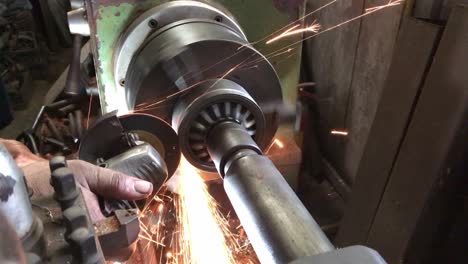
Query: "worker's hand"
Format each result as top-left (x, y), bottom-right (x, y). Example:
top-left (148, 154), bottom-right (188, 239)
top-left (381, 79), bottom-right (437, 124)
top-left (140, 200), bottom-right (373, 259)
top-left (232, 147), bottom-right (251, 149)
top-left (0, 138), bottom-right (44, 167)
top-left (23, 160), bottom-right (153, 222)
top-left (1, 138), bottom-right (153, 221)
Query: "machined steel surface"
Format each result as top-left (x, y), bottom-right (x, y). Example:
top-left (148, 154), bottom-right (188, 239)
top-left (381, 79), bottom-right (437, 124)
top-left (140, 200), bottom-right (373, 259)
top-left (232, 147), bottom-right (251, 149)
top-left (125, 14), bottom-right (282, 170)
top-left (290, 246), bottom-right (386, 264)
top-left (206, 122), bottom-right (334, 263)
top-left (114, 0), bottom-right (246, 92)
top-left (206, 121), bottom-right (262, 175)
top-left (125, 19), bottom-right (282, 119)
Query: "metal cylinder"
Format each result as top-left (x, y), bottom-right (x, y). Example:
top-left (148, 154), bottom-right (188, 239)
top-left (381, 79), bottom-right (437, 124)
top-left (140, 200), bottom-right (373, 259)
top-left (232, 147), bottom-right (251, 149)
top-left (67, 7), bottom-right (90, 36)
top-left (206, 121), bottom-right (261, 175)
top-left (0, 144), bottom-right (34, 238)
top-left (64, 34), bottom-right (84, 97)
top-left (206, 123), bottom-right (334, 263)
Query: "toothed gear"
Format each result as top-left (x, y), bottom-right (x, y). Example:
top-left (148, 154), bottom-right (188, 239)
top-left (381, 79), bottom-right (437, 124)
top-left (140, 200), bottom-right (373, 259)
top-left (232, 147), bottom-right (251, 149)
top-left (172, 79), bottom-right (267, 171)
top-left (188, 101), bottom-right (257, 163)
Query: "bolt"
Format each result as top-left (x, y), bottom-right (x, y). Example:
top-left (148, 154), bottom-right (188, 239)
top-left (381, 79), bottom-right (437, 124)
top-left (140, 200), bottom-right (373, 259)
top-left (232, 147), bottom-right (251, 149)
top-left (70, 228), bottom-right (100, 264)
top-left (148, 19), bottom-right (158, 29)
top-left (63, 206), bottom-right (88, 236)
top-left (51, 168), bottom-right (78, 207)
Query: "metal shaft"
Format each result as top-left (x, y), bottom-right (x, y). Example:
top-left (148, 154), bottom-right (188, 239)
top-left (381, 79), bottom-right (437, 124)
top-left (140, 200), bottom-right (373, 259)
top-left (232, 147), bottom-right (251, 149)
top-left (207, 122), bottom-right (334, 264)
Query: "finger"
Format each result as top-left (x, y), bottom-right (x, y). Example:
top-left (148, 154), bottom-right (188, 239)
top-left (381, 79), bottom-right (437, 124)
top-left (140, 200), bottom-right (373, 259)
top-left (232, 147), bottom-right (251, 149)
top-left (22, 160), bottom-right (55, 197)
top-left (69, 160), bottom-right (153, 200)
top-left (81, 189), bottom-right (105, 223)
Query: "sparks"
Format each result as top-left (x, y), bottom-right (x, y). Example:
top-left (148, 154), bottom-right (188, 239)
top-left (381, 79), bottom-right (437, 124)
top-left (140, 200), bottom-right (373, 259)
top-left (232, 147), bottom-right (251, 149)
top-left (132, 0), bottom-right (404, 115)
top-left (331, 129), bottom-right (349, 136)
top-left (174, 157), bottom-right (236, 264)
top-left (240, 0), bottom-right (340, 48)
top-left (274, 138), bottom-right (284, 148)
top-left (157, 203), bottom-right (164, 213)
top-left (257, 0), bottom-right (405, 65)
top-left (365, 0), bottom-right (404, 13)
top-left (266, 22), bottom-right (321, 44)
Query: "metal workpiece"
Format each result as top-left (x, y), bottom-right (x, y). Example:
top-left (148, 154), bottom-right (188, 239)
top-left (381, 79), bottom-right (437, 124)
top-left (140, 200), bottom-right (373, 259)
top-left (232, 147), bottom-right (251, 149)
top-left (67, 7), bottom-right (90, 36)
top-left (114, 0), bottom-right (246, 90)
top-left (0, 144), bottom-right (34, 238)
top-left (223, 153), bottom-right (334, 263)
top-left (289, 246), bottom-right (387, 264)
top-left (121, 4), bottom-right (282, 170)
top-left (204, 122), bottom-right (333, 263)
top-left (206, 122), bottom-right (262, 175)
top-left (172, 79), bottom-right (267, 171)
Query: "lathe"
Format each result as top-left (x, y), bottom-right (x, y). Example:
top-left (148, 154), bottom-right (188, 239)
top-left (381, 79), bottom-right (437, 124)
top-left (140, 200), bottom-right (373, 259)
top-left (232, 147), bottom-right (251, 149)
top-left (0, 1), bottom-right (387, 263)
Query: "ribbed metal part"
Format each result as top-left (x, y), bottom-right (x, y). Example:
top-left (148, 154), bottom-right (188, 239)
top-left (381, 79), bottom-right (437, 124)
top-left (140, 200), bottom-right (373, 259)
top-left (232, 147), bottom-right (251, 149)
top-left (188, 101), bottom-right (257, 163)
top-left (172, 78), bottom-right (267, 171)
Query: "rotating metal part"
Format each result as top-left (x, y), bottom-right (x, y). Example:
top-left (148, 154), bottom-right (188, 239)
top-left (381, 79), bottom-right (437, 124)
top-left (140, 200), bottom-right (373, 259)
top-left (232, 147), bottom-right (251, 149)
top-left (114, 0), bottom-right (246, 90)
top-left (119, 1), bottom-right (282, 170)
top-left (102, 1), bottom-right (333, 262)
top-left (205, 122), bottom-right (334, 263)
top-left (172, 79), bottom-right (266, 171)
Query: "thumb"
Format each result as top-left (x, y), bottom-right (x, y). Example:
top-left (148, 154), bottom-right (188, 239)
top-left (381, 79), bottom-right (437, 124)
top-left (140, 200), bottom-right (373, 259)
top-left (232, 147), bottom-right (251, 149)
top-left (68, 160), bottom-right (153, 200)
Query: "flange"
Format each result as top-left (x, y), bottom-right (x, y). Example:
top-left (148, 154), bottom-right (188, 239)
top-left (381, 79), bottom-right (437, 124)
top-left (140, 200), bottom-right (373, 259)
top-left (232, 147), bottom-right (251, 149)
top-left (113, 0), bottom-right (246, 90)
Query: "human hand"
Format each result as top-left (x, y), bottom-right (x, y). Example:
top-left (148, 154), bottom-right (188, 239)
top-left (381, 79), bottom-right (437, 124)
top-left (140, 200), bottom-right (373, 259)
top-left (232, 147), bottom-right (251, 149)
top-left (23, 160), bottom-right (153, 222)
top-left (1, 138), bottom-right (154, 222)
top-left (0, 138), bottom-right (44, 167)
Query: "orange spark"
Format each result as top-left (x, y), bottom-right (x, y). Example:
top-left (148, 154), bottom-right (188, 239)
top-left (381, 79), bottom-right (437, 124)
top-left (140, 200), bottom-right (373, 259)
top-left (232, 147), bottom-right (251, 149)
top-left (274, 138), bottom-right (284, 148)
top-left (138, 234), bottom-right (165, 246)
top-left (366, 0), bottom-right (404, 13)
top-left (331, 129), bottom-right (349, 136)
top-left (239, 0), bottom-right (340, 48)
top-left (174, 157), bottom-right (236, 264)
top-left (266, 22), bottom-right (321, 44)
top-left (157, 203), bottom-right (164, 213)
top-left (257, 0), bottom-right (404, 64)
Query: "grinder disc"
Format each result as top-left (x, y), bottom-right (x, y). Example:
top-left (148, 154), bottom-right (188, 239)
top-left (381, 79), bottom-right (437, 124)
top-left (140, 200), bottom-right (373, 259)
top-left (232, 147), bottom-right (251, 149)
top-left (79, 112), bottom-right (180, 177)
top-left (119, 113), bottom-right (180, 177)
